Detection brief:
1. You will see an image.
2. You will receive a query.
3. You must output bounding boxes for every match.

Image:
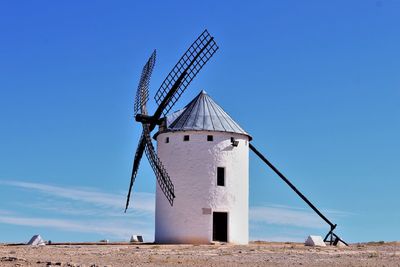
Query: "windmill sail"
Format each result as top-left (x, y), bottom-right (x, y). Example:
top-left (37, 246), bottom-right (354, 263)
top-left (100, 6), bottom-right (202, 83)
top-left (134, 50), bottom-right (156, 116)
top-left (143, 125), bottom-right (175, 205)
top-left (125, 133), bottom-right (146, 212)
top-left (125, 30), bottom-right (218, 211)
top-left (154, 30), bottom-right (219, 117)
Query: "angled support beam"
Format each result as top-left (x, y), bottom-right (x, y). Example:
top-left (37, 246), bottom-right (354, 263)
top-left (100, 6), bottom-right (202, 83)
top-left (249, 143), bottom-right (347, 246)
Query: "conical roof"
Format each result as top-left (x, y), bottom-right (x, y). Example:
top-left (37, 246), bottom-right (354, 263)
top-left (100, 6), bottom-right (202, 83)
top-left (159, 90), bottom-right (251, 139)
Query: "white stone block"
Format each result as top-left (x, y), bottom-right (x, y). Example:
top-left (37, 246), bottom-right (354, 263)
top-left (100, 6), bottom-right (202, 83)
top-left (305, 235), bottom-right (326, 247)
top-left (130, 235), bottom-right (143, 243)
top-left (27, 235), bottom-right (46, 246)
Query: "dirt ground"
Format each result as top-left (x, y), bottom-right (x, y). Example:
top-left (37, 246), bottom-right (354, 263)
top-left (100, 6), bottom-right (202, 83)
top-left (1, 241), bottom-right (399, 267)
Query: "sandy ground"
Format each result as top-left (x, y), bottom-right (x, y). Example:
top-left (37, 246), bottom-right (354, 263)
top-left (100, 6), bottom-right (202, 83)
top-left (1, 241), bottom-right (399, 267)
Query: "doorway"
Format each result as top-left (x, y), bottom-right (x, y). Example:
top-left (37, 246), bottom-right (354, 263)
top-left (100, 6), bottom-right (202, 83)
top-left (213, 212), bottom-right (228, 242)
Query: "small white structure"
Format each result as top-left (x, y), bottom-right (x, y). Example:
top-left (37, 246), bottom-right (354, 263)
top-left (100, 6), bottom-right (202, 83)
top-left (130, 235), bottom-right (143, 243)
top-left (154, 91), bottom-right (251, 244)
top-left (27, 235), bottom-right (46, 246)
top-left (305, 235), bottom-right (326, 247)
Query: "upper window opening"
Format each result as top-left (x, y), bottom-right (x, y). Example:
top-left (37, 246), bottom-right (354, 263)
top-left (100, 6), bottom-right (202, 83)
top-left (231, 137), bottom-right (239, 147)
top-left (207, 135), bottom-right (213, 141)
top-left (184, 135), bottom-right (190, 141)
top-left (165, 137), bottom-right (169, 143)
top-left (217, 167), bottom-right (225, 186)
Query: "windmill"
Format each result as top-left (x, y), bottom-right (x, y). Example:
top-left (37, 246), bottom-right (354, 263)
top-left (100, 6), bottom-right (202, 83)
top-left (126, 30), bottom-right (347, 246)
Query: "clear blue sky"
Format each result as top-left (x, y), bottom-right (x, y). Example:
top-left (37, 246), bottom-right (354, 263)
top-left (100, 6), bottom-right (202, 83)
top-left (1, 0), bottom-right (399, 243)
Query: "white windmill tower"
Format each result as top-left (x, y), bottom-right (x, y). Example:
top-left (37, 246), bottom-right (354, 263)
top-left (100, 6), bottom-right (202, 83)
top-left (126, 30), bottom-right (348, 246)
top-left (154, 90), bottom-right (251, 244)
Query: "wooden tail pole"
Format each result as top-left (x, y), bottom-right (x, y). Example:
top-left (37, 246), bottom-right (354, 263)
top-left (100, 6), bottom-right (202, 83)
top-left (249, 143), bottom-right (347, 246)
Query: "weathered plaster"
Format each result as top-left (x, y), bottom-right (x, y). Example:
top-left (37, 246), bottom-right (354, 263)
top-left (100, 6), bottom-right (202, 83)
top-left (155, 130), bottom-right (249, 244)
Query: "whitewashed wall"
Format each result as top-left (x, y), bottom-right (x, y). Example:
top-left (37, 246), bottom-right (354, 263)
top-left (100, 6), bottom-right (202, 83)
top-left (155, 130), bottom-right (249, 244)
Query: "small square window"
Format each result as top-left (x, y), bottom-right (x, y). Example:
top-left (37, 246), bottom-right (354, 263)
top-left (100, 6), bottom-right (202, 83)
top-left (231, 137), bottom-right (239, 147)
top-left (183, 135), bottom-right (190, 141)
top-left (217, 167), bottom-right (225, 186)
top-left (207, 135), bottom-right (213, 141)
top-left (165, 137), bottom-right (169, 143)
